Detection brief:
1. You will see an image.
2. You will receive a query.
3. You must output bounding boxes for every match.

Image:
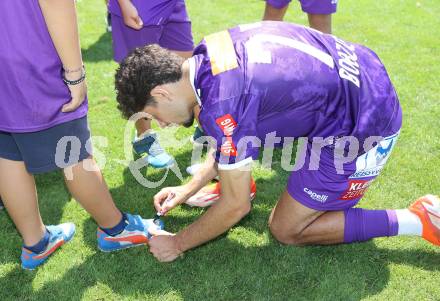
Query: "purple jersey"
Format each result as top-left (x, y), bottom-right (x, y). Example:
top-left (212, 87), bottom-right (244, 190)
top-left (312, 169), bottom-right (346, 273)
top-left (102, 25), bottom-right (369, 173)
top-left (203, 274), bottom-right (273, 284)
top-left (0, 1), bottom-right (88, 133)
top-left (108, 0), bottom-right (189, 26)
top-left (190, 22), bottom-right (400, 169)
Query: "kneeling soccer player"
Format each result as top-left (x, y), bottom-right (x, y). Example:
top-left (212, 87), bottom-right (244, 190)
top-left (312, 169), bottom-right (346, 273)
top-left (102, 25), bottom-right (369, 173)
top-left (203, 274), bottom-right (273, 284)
top-left (114, 21), bottom-right (439, 262)
top-left (0, 1), bottom-right (160, 270)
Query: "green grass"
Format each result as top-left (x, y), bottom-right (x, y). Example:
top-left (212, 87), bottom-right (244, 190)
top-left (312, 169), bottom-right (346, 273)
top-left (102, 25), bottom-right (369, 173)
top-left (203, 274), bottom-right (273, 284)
top-left (1, 0), bottom-right (440, 300)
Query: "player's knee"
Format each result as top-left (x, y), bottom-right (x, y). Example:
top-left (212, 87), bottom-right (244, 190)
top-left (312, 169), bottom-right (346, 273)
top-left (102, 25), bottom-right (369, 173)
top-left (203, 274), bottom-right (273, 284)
top-left (269, 220), bottom-right (305, 246)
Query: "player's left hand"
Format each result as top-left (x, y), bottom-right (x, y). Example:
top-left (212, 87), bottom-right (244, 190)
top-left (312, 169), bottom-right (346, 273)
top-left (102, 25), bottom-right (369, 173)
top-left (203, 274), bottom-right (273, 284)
top-left (63, 79), bottom-right (87, 113)
top-left (149, 230), bottom-right (183, 262)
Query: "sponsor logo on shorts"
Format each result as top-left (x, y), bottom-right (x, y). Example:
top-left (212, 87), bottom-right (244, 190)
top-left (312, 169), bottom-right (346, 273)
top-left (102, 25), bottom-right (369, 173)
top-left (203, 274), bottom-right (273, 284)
top-left (304, 188), bottom-right (328, 203)
top-left (340, 179), bottom-right (373, 200)
top-left (349, 133), bottom-right (399, 179)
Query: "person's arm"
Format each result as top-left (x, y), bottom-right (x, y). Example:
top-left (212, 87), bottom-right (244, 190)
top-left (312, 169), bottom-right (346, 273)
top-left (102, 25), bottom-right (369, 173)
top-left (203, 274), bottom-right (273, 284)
top-left (38, 0), bottom-right (86, 113)
top-left (177, 166), bottom-right (252, 249)
top-left (149, 165), bottom-right (252, 262)
top-left (153, 148), bottom-right (218, 214)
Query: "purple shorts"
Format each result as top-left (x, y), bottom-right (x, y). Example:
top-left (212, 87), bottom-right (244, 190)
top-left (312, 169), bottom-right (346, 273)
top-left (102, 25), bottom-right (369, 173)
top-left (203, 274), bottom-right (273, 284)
top-left (287, 129), bottom-right (401, 212)
top-left (266, 0), bottom-right (338, 14)
top-left (111, 2), bottom-right (194, 62)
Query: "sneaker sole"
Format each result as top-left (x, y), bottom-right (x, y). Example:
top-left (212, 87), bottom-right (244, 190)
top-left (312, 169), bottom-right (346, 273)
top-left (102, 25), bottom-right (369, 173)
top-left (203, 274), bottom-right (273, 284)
top-left (97, 241), bottom-right (148, 253)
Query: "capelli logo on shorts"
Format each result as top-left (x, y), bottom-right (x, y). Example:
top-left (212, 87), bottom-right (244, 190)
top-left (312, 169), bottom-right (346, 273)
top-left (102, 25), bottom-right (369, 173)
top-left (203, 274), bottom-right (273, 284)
top-left (304, 188), bottom-right (328, 203)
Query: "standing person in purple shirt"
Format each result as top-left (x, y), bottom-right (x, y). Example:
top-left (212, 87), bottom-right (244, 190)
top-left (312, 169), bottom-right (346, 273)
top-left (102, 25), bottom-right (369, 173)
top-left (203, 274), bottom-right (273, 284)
top-left (115, 22), bottom-right (440, 262)
top-left (0, 0), bottom-right (161, 270)
top-left (263, 0), bottom-right (337, 34)
top-left (108, 0), bottom-right (194, 168)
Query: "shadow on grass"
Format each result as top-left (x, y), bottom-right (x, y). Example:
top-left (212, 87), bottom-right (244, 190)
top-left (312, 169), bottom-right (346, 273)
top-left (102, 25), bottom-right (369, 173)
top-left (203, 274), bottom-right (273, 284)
top-left (82, 31), bottom-right (113, 63)
top-left (2, 228), bottom-right (439, 300)
top-left (1, 150), bottom-right (438, 299)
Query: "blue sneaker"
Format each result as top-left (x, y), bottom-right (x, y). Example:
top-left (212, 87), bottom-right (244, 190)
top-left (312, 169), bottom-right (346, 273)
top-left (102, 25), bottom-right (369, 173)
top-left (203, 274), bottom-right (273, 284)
top-left (0, 197), bottom-right (4, 210)
top-left (132, 132), bottom-right (174, 169)
top-left (21, 223), bottom-right (76, 270)
top-left (97, 214), bottom-right (164, 252)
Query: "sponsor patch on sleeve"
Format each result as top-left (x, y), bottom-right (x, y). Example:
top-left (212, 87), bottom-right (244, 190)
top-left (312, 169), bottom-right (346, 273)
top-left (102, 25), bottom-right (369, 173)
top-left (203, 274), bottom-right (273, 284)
top-left (215, 114), bottom-right (237, 136)
top-left (216, 114), bottom-right (238, 157)
top-left (220, 136), bottom-right (237, 157)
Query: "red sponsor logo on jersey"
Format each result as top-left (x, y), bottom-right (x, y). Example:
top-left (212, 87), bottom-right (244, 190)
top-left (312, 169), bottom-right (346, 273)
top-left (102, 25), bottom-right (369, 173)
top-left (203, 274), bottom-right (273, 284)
top-left (340, 179), bottom-right (374, 200)
top-left (220, 136), bottom-right (237, 156)
top-left (215, 114), bottom-right (237, 136)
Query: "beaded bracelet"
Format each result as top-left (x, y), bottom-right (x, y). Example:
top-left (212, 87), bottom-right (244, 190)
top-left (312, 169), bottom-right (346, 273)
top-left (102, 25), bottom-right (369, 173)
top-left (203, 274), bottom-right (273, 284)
top-left (63, 70), bottom-right (86, 86)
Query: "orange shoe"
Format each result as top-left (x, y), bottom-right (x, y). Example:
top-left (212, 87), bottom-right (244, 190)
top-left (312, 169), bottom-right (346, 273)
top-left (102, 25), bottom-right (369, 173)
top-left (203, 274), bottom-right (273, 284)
top-left (409, 195), bottom-right (440, 246)
top-left (185, 178), bottom-right (257, 208)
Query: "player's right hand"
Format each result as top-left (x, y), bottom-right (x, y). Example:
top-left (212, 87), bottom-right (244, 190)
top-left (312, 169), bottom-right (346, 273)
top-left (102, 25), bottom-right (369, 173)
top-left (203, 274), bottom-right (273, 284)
top-left (119, 0), bottom-right (143, 30)
top-left (153, 185), bottom-right (191, 215)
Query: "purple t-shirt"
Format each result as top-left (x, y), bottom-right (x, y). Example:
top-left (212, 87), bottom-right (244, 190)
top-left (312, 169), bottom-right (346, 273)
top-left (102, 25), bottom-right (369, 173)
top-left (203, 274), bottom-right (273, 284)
top-left (190, 22), bottom-right (400, 169)
top-left (0, 2), bottom-right (88, 133)
top-left (108, 0), bottom-right (189, 26)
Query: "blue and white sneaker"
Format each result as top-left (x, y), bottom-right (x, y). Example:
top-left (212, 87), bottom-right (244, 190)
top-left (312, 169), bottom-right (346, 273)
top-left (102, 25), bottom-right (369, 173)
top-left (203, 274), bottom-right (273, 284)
top-left (21, 223), bottom-right (76, 270)
top-left (132, 132), bottom-right (174, 169)
top-left (97, 214), bottom-right (164, 252)
top-left (146, 218), bottom-right (165, 238)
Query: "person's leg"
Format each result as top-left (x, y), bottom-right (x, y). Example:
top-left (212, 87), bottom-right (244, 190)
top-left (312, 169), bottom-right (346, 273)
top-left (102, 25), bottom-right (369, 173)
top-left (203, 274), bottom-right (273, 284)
top-left (307, 14), bottom-right (332, 34)
top-left (0, 158), bottom-right (45, 246)
top-left (269, 189), bottom-right (400, 245)
top-left (262, 1), bottom-right (290, 21)
top-left (299, 0), bottom-right (337, 34)
top-left (269, 130), bottom-right (439, 246)
top-left (269, 189), bottom-right (440, 246)
top-left (135, 118), bottom-right (152, 137)
top-left (63, 156), bottom-right (122, 229)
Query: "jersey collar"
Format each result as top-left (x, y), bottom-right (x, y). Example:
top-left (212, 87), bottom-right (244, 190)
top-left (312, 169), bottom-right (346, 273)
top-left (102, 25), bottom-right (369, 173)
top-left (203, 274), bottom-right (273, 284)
top-left (188, 56), bottom-right (202, 106)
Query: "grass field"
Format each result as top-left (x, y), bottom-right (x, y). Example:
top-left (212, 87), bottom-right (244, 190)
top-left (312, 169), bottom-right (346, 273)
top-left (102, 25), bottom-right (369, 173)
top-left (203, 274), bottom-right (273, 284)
top-left (1, 0), bottom-right (440, 300)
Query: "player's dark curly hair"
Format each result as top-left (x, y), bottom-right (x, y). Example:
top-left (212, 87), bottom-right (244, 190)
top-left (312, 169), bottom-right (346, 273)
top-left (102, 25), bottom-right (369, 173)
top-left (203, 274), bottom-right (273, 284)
top-left (115, 44), bottom-right (184, 119)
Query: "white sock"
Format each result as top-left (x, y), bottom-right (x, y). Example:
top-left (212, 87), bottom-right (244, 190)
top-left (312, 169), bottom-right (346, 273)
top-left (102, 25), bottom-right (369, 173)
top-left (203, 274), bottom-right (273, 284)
top-left (395, 209), bottom-right (423, 236)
